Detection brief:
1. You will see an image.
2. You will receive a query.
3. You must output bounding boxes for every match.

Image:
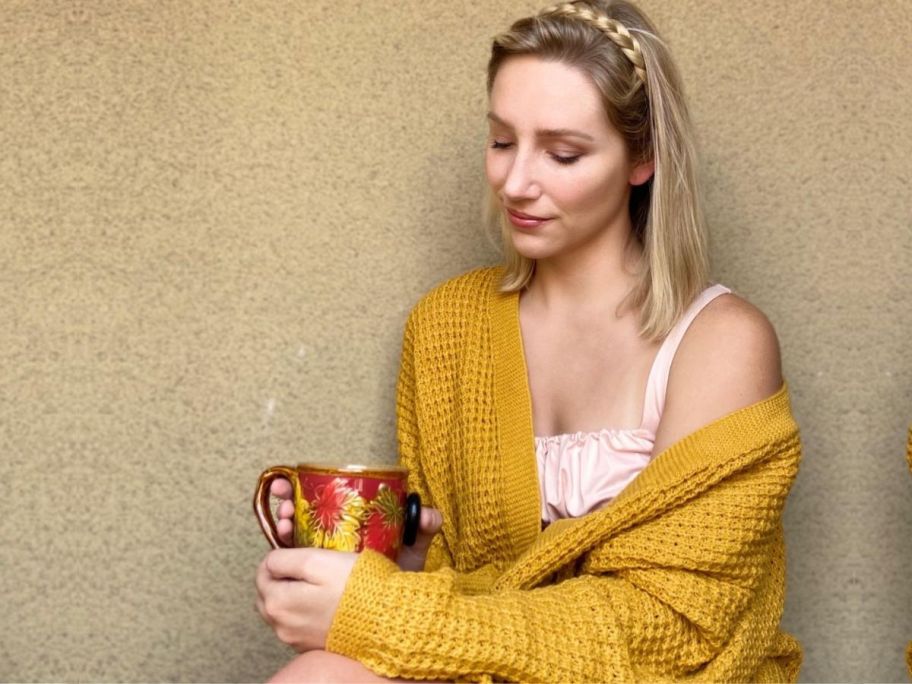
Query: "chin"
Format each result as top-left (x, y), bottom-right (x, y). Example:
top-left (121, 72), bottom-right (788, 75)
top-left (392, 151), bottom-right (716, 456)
top-left (508, 230), bottom-right (559, 261)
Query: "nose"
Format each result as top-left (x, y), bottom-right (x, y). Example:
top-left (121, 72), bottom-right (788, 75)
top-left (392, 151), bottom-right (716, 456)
top-left (501, 149), bottom-right (541, 203)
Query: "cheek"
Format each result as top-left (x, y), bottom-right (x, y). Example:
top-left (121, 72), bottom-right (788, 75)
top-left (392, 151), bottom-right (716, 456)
top-left (550, 174), bottom-right (598, 213)
top-left (560, 166), bottom-right (628, 215)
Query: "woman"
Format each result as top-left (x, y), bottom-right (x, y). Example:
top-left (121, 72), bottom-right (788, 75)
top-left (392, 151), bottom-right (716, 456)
top-left (255, 2), bottom-right (803, 681)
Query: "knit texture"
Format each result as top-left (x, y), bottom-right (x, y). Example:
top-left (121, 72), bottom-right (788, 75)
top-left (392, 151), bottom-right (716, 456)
top-left (325, 266), bottom-right (803, 682)
top-left (907, 640), bottom-right (912, 682)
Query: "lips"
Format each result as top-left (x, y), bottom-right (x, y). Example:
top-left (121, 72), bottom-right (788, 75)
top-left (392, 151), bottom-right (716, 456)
top-left (506, 208), bottom-right (550, 221)
top-left (505, 207), bottom-right (553, 229)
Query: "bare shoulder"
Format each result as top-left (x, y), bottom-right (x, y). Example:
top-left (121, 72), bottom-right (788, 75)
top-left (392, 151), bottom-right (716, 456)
top-left (651, 292), bottom-right (783, 454)
top-left (677, 292), bottom-right (782, 390)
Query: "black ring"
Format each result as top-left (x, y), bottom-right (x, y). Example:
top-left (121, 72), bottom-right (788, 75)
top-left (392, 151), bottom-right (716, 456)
top-left (402, 492), bottom-right (421, 547)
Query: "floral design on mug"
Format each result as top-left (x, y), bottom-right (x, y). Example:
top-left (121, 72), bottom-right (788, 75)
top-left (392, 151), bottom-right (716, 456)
top-left (292, 496), bottom-right (315, 548)
top-left (363, 483), bottom-right (404, 553)
top-left (308, 478), bottom-right (367, 552)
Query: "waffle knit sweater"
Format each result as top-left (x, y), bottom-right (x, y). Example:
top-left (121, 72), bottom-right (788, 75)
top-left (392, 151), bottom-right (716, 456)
top-left (325, 267), bottom-right (803, 682)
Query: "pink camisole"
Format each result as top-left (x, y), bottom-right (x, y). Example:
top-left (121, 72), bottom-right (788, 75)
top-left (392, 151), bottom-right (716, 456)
top-left (535, 284), bottom-right (732, 524)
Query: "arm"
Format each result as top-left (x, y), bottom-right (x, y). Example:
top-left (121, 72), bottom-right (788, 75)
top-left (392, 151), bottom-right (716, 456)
top-left (325, 422), bottom-right (800, 682)
top-left (326, 294), bottom-right (799, 682)
top-left (652, 292), bottom-right (782, 455)
top-left (328, 552), bottom-right (629, 682)
top-left (326, 308), bottom-right (799, 681)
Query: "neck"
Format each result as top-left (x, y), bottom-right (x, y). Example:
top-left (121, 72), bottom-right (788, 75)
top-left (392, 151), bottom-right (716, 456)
top-left (524, 228), bottom-right (643, 316)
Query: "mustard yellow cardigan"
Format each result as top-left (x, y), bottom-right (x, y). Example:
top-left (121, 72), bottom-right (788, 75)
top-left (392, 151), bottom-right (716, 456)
top-left (326, 267), bottom-right (803, 682)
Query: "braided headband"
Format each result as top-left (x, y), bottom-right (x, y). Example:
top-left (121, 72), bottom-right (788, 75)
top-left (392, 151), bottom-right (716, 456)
top-left (538, 3), bottom-right (646, 85)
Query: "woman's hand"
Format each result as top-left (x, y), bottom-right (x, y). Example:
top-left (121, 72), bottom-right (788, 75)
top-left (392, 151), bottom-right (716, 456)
top-left (397, 506), bottom-right (443, 571)
top-left (255, 548), bottom-right (358, 652)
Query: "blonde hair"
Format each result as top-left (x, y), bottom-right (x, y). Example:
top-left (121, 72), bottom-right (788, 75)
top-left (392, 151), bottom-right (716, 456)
top-left (487, 0), bottom-right (709, 341)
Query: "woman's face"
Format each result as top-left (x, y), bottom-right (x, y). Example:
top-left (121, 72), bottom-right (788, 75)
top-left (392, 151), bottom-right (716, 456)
top-left (485, 55), bottom-right (652, 263)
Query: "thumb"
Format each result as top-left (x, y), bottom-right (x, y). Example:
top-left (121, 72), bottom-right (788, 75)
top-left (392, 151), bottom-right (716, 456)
top-left (397, 508), bottom-right (442, 572)
top-left (418, 507), bottom-right (443, 535)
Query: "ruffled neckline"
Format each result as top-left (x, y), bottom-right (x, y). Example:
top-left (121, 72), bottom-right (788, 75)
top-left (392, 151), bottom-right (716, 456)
top-left (535, 426), bottom-right (654, 444)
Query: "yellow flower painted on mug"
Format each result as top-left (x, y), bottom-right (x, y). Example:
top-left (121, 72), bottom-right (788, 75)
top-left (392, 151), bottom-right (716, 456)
top-left (292, 496), bottom-right (315, 548)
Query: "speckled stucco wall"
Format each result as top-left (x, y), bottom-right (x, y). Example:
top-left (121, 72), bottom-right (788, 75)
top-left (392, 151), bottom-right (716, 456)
top-left (1, 1), bottom-right (909, 682)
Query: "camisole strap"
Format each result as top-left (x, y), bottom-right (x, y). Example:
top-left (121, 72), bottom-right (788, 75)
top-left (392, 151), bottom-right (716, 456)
top-left (639, 284), bottom-right (732, 435)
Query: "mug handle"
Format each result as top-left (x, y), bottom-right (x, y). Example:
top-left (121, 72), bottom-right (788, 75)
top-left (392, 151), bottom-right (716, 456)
top-left (402, 492), bottom-right (421, 547)
top-left (253, 465), bottom-right (297, 549)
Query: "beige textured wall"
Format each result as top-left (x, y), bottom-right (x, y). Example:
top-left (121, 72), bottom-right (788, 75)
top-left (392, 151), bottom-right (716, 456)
top-left (1, 1), bottom-right (909, 681)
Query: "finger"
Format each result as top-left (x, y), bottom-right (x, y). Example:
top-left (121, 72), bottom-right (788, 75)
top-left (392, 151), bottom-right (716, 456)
top-left (277, 518), bottom-right (293, 545)
top-left (270, 478), bottom-right (292, 499)
top-left (265, 547), bottom-right (331, 581)
top-left (254, 569), bottom-right (289, 627)
top-left (254, 595), bottom-right (269, 623)
top-left (255, 556), bottom-right (273, 596)
top-left (278, 499), bottom-right (295, 520)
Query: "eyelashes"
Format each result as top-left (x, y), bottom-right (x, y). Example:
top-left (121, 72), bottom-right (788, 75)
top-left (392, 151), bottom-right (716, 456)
top-left (489, 141), bottom-right (581, 166)
top-left (551, 153), bottom-right (581, 165)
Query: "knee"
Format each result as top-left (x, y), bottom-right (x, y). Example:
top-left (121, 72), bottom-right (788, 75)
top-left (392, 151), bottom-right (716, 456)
top-left (268, 651), bottom-right (326, 684)
top-left (267, 650), bottom-right (380, 684)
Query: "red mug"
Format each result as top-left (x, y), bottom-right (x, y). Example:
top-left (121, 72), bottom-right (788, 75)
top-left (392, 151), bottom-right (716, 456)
top-left (253, 462), bottom-right (421, 561)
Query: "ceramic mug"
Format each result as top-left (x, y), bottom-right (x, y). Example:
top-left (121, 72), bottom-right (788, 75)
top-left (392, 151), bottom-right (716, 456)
top-left (253, 463), bottom-right (421, 561)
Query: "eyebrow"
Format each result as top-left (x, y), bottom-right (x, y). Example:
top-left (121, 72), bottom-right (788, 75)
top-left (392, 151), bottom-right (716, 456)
top-left (486, 111), bottom-right (595, 142)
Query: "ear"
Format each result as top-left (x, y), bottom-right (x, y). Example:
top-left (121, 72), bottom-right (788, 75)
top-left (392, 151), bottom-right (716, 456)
top-left (629, 159), bottom-right (655, 186)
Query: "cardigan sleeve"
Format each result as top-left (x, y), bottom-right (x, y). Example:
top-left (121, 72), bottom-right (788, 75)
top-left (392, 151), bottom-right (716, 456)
top-left (324, 498), bottom-right (796, 682)
top-left (325, 439), bottom-right (802, 682)
top-left (326, 550), bottom-right (628, 682)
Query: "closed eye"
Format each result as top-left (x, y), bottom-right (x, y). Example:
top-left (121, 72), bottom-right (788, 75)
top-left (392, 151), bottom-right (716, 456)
top-left (550, 153), bottom-right (581, 165)
top-left (489, 141), bottom-right (581, 166)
